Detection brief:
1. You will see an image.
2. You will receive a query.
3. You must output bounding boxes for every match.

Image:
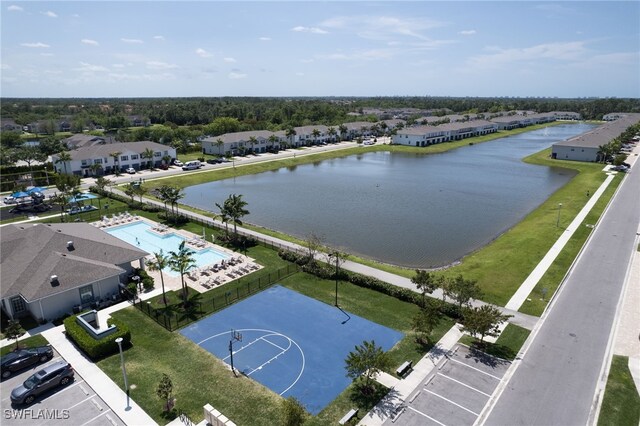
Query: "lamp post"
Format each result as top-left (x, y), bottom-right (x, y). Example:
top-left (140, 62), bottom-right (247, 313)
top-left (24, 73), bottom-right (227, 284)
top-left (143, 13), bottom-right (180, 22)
top-left (115, 337), bottom-right (130, 409)
top-left (556, 203), bottom-right (563, 227)
top-left (329, 252), bottom-right (339, 307)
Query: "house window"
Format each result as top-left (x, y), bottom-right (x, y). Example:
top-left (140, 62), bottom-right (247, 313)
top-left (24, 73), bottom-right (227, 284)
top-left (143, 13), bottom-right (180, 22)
top-left (94, 159), bottom-right (102, 164)
top-left (154, 152), bottom-right (161, 157)
top-left (10, 296), bottom-right (26, 315)
top-left (131, 154), bottom-right (138, 160)
top-left (120, 155), bottom-right (128, 161)
top-left (79, 285), bottom-right (94, 304)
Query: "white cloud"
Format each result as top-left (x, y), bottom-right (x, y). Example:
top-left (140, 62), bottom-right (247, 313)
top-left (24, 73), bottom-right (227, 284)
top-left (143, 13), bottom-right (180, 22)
top-left (76, 62), bottom-right (109, 72)
top-left (21, 42), bottom-right (50, 48)
top-left (292, 26), bottom-right (328, 35)
top-left (468, 41), bottom-right (588, 68)
top-left (259, 37), bottom-right (271, 41)
top-left (146, 61), bottom-right (178, 70)
top-left (8, 5), bottom-right (23, 12)
top-left (196, 48), bottom-right (213, 58)
top-left (0, 64), bottom-right (10, 70)
top-left (153, 35), bottom-right (165, 41)
top-left (295, 72), bottom-right (304, 76)
top-left (321, 15), bottom-right (444, 42)
top-left (301, 58), bottom-right (314, 63)
top-left (223, 57), bottom-right (236, 63)
top-left (42, 11), bottom-right (57, 18)
top-left (459, 30), bottom-right (476, 36)
top-left (81, 39), bottom-right (99, 46)
top-left (121, 38), bottom-right (144, 44)
top-left (40, 53), bottom-right (54, 57)
top-left (228, 71), bottom-right (247, 79)
top-left (111, 64), bottom-right (126, 68)
top-left (72, 14), bottom-right (80, 18)
top-left (108, 72), bottom-right (175, 82)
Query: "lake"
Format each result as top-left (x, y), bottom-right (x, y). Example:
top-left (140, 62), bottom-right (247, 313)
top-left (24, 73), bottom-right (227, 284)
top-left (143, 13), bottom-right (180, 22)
top-left (183, 123), bottom-right (596, 268)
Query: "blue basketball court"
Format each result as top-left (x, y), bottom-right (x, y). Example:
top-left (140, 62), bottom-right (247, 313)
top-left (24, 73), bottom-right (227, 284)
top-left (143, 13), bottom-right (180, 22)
top-left (179, 285), bottom-right (404, 415)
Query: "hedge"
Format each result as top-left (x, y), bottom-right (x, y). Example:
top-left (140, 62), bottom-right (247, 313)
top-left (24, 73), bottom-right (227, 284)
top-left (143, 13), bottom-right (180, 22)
top-left (63, 314), bottom-right (131, 360)
top-left (278, 250), bottom-right (463, 320)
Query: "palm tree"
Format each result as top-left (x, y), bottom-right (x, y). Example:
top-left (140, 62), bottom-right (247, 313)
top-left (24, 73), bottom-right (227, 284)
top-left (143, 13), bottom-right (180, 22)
top-left (222, 193), bottom-right (249, 239)
top-left (169, 241), bottom-right (196, 306)
top-left (311, 128), bottom-right (321, 145)
top-left (327, 127), bottom-right (337, 143)
top-left (95, 176), bottom-right (112, 192)
top-left (215, 138), bottom-right (224, 156)
top-left (268, 134), bottom-right (279, 152)
top-left (285, 127), bottom-right (297, 147)
top-left (164, 186), bottom-right (184, 223)
top-left (141, 147), bottom-right (155, 170)
top-left (157, 184), bottom-right (173, 220)
top-left (338, 124), bottom-right (348, 141)
top-left (147, 250), bottom-right (170, 305)
top-left (162, 154), bottom-right (172, 167)
top-left (215, 201), bottom-right (231, 238)
top-left (248, 136), bottom-right (258, 154)
top-left (109, 152), bottom-right (122, 176)
top-left (55, 150), bottom-right (72, 175)
top-left (89, 163), bottom-right (102, 177)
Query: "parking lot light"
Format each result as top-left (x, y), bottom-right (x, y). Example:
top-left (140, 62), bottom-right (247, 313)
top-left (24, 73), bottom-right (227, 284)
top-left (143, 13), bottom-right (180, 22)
top-left (115, 337), bottom-right (130, 409)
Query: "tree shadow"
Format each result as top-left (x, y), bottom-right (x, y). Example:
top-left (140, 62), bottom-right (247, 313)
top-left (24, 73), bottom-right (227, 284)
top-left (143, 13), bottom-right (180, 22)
top-left (464, 343), bottom-right (512, 367)
top-left (359, 387), bottom-right (403, 421)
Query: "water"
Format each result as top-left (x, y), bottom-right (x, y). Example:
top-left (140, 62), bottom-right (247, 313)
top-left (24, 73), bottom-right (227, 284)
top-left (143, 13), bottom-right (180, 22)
top-left (183, 123), bottom-right (596, 268)
top-left (106, 221), bottom-right (229, 275)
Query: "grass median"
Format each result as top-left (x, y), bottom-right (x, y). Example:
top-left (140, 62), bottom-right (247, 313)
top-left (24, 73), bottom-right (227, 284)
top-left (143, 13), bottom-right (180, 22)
top-left (598, 355), bottom-right (640, 426)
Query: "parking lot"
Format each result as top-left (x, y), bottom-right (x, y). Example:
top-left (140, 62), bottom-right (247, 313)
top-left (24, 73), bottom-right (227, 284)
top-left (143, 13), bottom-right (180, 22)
top-left (389, 344), bottom-right (511, 426)
top-left (1, 352), bottom-right (124, 426)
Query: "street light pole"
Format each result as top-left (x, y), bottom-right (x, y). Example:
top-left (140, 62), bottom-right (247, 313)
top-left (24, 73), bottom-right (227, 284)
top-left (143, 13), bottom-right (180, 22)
top-left (556, 203), bottom-right (563, 227)
top-left (330, 252), bottom-right (339, 307)
top-left (115, 337), bottom-right (130, 408)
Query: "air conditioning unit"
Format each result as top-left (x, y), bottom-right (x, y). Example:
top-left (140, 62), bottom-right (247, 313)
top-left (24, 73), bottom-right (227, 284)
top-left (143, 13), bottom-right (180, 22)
top-left (50, 275), bottom-right (59, 286)
top-left (67, 241), bottom-right (74, 250)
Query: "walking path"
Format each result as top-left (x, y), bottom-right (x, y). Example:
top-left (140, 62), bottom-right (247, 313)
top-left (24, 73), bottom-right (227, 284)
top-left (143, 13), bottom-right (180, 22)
top-left (506, 171), bottom-right (616, 310)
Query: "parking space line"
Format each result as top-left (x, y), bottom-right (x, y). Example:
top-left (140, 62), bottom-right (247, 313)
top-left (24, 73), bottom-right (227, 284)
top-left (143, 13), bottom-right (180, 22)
top-left (80, 409), bottom-right (113, 426)
top-left (424, 389), bottom-right (480, 416)
top-left (448, 358), bottom-right (502, 380)
top-left (407, 406), bottom-right (448, 426)
top-left (67, 394), bottom-right (96, 410)
top-left (438, 372), bottom-right (492, 397)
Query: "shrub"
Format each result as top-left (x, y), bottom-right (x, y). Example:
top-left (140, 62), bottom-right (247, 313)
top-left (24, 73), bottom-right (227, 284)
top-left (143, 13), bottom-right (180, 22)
top-left (63, 315), bottom-right (131, 360)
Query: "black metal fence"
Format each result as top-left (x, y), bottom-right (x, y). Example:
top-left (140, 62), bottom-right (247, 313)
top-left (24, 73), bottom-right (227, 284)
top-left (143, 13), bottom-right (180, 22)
top-left (133, 264), bottom-right (299, 331)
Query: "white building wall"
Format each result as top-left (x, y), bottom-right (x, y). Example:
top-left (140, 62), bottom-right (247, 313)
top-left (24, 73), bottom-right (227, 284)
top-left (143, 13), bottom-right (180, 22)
top-left (552, 145), bottom-right (599, 162)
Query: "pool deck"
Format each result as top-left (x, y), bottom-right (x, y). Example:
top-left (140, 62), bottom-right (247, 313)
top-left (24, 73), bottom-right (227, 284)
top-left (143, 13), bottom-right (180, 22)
top-left (93, 215), bottom-right (263, 294)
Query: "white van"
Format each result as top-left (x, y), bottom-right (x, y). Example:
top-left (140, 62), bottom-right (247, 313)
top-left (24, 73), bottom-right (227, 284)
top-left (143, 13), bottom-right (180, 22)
top-left (182, 160), bottom-right (202, 171)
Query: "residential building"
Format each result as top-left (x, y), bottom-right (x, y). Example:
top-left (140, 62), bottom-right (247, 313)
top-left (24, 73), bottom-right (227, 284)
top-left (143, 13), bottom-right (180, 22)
top-left (51, 141), bottom-right (176, 176)
top-left (63, 134), bottom-right (108, 150)
top-left (552, 113), bottom-right (640, 162)
top-left (392, 120), bottom-right (498, 146)
top-left (201, 130), bottom-right (283, 156)
top-left (0, 223), bottom-right (148, 322)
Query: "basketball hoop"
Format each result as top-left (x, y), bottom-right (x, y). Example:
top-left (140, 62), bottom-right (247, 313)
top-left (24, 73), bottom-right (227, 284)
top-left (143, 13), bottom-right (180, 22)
top-left (229, 329), bottom-right (243, 376)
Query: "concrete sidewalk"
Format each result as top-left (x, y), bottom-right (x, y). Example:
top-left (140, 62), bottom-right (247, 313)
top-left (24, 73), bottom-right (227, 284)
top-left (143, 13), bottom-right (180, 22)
top-left (506, 171), bottom-right (617, 310)
top-left (41, 325), bottom-right (157, 426)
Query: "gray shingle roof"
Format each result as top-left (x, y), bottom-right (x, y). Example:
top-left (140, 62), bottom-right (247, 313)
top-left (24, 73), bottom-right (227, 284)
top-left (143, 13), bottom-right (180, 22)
top-left (64, 141), bottom-right (172, 161)
top-left (1, 223), bottom-right (148, 302)
top-left (553, 114), bottom-right (640, 149)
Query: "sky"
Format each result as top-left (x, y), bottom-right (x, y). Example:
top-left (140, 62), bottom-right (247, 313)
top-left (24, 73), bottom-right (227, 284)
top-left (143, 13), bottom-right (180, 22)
top-left (1, 1), bottom-right (639, 98)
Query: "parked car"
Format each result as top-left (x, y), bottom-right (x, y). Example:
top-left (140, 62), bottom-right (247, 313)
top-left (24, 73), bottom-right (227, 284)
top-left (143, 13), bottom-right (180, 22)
top-left (172, 160), bottom-right (183, 167)
top-left (10, 361), bottom-right (74, 405)
top-left (3, 196), bottom-right (16, 204)
top-left (159, 164), bottom-right (169, 170)
top-left (1, 346), bottom-right (54, 379)
top-left (125, 167), bottom-right (136, 174)
top-left (182, 160), bottom-right (202, 171)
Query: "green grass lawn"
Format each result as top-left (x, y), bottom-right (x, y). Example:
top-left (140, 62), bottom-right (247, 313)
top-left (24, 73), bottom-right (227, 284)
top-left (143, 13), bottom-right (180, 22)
top-left (0, 335), bottom-right (50, 356)
top-left (598, 355), bottom-right (640, 426)
top-left (99, 273), bottom-right (454, 425)
top-left (459, 323), bottom-right (531, 361)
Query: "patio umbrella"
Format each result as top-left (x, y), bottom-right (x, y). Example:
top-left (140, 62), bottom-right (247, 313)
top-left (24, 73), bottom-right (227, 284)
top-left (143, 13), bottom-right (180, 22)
top-left (27, 187), bottom-right (44, 194)
top-left (11, 191), bottom-right (30, 198)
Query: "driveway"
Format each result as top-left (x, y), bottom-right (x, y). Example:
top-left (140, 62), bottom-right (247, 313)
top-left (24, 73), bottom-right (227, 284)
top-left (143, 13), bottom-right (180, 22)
top-left (0, 351), bottom-right (125, 426)
top-left (388, 344), bottom-right (511, 426)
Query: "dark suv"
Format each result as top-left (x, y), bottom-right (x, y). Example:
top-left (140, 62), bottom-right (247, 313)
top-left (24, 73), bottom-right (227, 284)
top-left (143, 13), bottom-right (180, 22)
top-left (10, 361), bottom-right (74, 405)
top-left (1, 345), bottom-right (53, 379)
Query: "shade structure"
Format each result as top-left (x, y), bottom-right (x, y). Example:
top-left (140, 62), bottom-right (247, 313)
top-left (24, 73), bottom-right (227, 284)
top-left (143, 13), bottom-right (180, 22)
top-left (27, 187), bottom-right (44, 194)
top-left (11, 191), bottom-right (30, 198)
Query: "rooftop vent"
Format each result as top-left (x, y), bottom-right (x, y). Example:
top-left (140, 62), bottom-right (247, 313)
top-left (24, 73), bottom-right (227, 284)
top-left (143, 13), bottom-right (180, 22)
top-left (50, 275), bottom-right (59, 287)
top-left (67, 241), bottom-right (74, 250)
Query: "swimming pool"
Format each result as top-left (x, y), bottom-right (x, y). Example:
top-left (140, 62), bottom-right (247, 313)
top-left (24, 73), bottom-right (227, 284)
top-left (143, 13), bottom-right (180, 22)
top-left (105, 221), bottom-right (230, 276)
top-left (69, 192), bottom-right (98, 202)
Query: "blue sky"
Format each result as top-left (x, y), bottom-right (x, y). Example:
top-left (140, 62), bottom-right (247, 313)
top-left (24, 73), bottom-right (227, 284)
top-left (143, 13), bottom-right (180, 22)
top-left (1, 1), bottom-right (639, 98)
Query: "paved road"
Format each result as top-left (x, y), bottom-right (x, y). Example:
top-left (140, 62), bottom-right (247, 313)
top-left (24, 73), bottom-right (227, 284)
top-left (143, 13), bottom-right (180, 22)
top-left (483, 166), bottom-right (640, 425)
